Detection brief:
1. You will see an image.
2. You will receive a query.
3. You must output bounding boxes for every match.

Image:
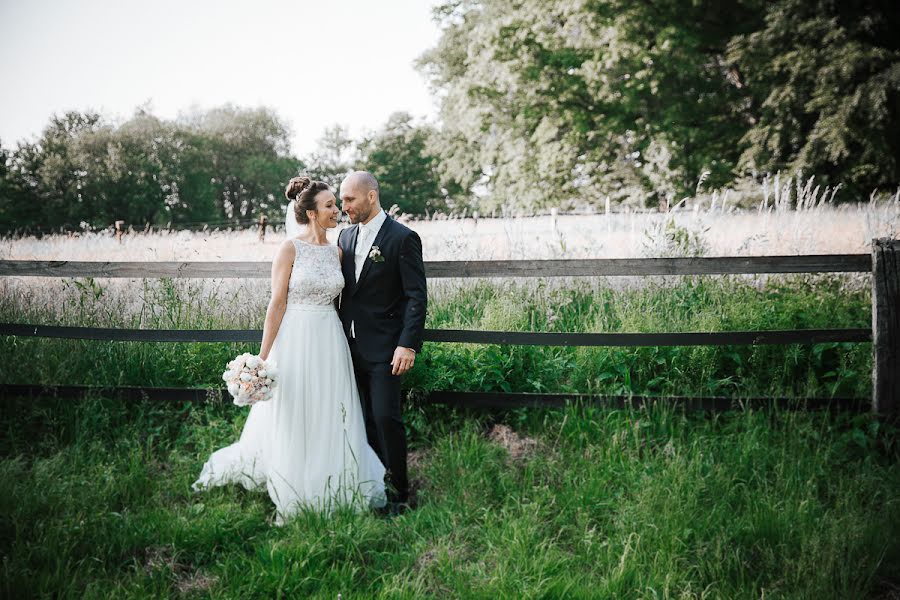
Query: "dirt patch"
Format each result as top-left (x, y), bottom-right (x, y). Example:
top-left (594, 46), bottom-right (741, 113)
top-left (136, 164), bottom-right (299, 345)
top-left (141, 545), bottom-right (182, 573)
top-left (139, 544), bottom-right (218, 595)
top-left (407, 448), bottom-right (429, 507)
top-left (415, 548), bottom-right (438, 570)
top-left (487, 424), bottom-right (539, 461)
top-left (415, 540), bottom-right (464, 571)
top-left (408, 448), bottom-right (427, 471)
top-left (175, 571), bottom-right (219, 595)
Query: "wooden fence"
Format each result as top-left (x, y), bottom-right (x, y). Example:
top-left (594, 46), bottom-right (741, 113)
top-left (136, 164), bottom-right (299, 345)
top-left (2, 240), bottom-right (897, 413)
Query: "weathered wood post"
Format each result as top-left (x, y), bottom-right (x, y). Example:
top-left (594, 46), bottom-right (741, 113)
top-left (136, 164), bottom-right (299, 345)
top-left (258, 214), bottom-right (268, 242)
top-left (872, 238), bottom-right (900, 414)
top-left (114, 220), bottom-right (125, 244)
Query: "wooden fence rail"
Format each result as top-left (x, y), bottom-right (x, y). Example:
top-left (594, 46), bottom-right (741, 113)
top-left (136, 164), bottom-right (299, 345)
top-left (0, 323), bottom-right (872, 346)
top-left (0, 254), bottom-right (872, 278)
top-left (1, 246), bottom-right (896, 413)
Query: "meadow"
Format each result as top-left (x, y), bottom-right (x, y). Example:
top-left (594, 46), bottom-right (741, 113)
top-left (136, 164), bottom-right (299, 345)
top-left (2, 186), bottom-right (900, 598)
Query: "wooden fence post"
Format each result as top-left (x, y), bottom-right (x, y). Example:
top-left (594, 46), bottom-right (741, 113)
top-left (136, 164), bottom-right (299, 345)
top-left (258, 215), bottom-right (268, 242)
top-left (872, 238), bottom-right (900, 414)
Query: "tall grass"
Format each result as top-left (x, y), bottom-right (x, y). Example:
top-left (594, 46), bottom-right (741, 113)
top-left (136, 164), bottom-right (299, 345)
top-left (0, 274), bottom-right (872, 399)
top-left (2, 394), bottom-right (898, 598)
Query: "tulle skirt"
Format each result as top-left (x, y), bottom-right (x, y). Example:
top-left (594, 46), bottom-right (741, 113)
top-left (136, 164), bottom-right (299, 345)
top-left (192, 303), bottom-right (387, 520)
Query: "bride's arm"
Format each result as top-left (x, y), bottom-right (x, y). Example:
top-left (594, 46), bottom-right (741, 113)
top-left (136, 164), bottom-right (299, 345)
top-left (334, 246), bottom-right (344, 310)
top-left (259, 241), bottom-right (295, 361)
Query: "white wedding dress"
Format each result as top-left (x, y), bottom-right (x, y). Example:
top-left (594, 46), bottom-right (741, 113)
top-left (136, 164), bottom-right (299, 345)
top-left (192, 239), bottom-right (387, 520)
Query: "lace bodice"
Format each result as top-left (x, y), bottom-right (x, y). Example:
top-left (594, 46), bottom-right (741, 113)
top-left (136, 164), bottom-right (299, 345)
top-left (287, 240), bottom-right (344, 306)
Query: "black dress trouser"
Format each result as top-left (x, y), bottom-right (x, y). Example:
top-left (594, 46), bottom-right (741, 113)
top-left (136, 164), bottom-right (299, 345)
top-left (347, 337), bottom-right (408, 504)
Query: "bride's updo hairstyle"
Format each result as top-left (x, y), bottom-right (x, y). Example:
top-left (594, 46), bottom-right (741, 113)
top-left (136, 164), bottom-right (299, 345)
top-left (285, 176), bottom-right (331, 224)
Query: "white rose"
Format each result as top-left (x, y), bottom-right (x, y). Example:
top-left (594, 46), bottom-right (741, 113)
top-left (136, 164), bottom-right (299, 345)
top-left (240, 373), bottom-right (253, 382)
top-left (246, 356), bottom-right (260, 369)
top-left (257, 369), bottom-right (267, 378)
top-left (227, 382), bottom-right (239, 395)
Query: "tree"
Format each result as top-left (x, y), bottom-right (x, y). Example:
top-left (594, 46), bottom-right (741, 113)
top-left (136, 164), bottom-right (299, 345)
top-left (418, 0), bottom-right (763, 210)
top-left (420, 0), bottom-right (900, 209)
top-left (726, 0), bottom-right (900, 198)
top-left (301, 125), bottom-right (356, 190)
top-left (5, 111), bottom-right (105, 230)
top-left (181, 105), bottom-right (302, 220)
top-left (1, 105), bottom-right (304, 231)
top-left (0, 139), bottom-right (32, 231)
top-left (357, 112), bottom-right (465, 215)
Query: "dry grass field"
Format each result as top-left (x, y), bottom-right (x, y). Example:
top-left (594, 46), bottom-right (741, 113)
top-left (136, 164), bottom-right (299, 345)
top-left (2, 190), bottom-right (899, 264)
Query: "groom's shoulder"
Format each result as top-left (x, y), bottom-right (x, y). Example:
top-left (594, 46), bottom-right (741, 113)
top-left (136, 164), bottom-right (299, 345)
top-left (388, 217), bottom-right (417, 240)
top-left (338, 224), bottom-right (355, 242)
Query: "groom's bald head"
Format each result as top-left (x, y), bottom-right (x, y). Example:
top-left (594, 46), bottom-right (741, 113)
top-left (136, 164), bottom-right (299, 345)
top-left (340, 171), bottom-right (381, 225)
top-left (345, 171), bottom-right (379, 196)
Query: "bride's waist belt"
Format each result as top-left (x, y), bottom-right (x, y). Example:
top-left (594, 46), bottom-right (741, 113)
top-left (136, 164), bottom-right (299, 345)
top-left (285, 304), bottom-right (335, 312)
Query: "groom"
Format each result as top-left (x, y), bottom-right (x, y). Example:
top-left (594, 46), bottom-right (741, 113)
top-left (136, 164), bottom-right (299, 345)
top-left (337, 171), bottom-right (427, 515)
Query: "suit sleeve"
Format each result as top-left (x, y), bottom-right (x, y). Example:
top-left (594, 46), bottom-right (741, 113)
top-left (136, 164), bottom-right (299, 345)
top-left (397, 230), bottom-right (427, 352)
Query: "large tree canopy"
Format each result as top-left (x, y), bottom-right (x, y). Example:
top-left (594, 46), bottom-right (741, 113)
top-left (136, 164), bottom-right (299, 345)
top-left (419, 0), bottom-right (900, 209)
top-left (727, 0), bottom-right (900, 194)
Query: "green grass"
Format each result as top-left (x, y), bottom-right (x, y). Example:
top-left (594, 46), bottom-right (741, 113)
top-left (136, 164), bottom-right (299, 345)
top-left (1, 396), bottom-right (898, 598)
top-left (3, 273), bottom-right (896, 597)
top-left (0, 274), bottom-right (874, 398)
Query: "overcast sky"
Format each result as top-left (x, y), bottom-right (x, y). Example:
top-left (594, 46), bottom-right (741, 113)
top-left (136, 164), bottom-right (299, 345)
top-left (0, 0), bottom-right (441, 156)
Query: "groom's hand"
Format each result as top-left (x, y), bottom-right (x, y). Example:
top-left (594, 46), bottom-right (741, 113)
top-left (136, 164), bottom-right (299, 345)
top-left (391, 346), bottom-right (416, 376)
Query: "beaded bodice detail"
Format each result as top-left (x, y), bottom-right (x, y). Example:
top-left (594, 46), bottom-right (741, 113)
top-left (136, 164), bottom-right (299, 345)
top-left (287, 240), bottom-right (344, 306)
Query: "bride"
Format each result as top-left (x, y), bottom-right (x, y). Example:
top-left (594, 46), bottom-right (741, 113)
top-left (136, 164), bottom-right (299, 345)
top-left (192, 176), bottom-right (387, 522)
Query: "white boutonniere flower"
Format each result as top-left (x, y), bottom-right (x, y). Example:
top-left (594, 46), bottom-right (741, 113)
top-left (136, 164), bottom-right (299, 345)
top-left (369, 245), bottom-right (385, 263)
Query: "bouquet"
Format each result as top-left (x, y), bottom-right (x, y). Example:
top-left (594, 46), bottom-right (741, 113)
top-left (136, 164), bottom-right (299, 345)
top-left (222, 353), bottom-right (278, 406)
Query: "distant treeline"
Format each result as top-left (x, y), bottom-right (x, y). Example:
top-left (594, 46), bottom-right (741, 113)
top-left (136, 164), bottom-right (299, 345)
top-left (0, 107), bottom-right (456, 233)
top-left (1, 0), bottom-right (898, 232)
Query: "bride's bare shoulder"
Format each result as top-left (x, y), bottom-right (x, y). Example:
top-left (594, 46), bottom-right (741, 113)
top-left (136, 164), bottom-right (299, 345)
top-left (273, 239), bottom-right (298, 265)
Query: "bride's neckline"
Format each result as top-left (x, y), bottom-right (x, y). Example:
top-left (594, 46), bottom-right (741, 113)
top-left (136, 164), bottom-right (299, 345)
top-left (294, 239), bottom-right (331, 247)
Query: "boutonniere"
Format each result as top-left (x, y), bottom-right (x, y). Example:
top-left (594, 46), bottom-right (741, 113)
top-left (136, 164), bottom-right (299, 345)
top-left (368, 245), bottom-right (385, 263)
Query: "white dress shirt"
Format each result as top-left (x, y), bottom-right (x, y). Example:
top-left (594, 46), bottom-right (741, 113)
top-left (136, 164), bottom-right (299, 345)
top-left (354, 209), bottom-right (387, 282)
top-left (350, 209), bottom-right (387, 338)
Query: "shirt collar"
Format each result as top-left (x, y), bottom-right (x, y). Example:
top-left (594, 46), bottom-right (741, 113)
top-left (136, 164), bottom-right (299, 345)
top-left (358, 209), bottom-right (387, 236)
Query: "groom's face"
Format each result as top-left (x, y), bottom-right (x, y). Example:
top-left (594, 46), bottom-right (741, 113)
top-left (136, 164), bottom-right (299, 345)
top-left (339, 181), bottom-right (376, 225)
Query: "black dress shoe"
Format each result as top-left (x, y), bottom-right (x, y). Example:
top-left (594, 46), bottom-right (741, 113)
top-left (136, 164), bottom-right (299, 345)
top-left (375, 501), bottom-right (410, 519)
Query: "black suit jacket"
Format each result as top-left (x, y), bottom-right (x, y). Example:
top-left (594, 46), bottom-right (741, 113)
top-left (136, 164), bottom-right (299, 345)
top-left (337, 215), bottom-right (427, 363)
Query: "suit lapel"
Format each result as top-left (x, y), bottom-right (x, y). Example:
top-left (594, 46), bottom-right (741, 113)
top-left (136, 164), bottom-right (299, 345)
top-left (353, 216), bottom-right (391, 295)
top-left (347, 225), bottom-right (359, 274)
top-left (341, 225), bottom-right (359, 295)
